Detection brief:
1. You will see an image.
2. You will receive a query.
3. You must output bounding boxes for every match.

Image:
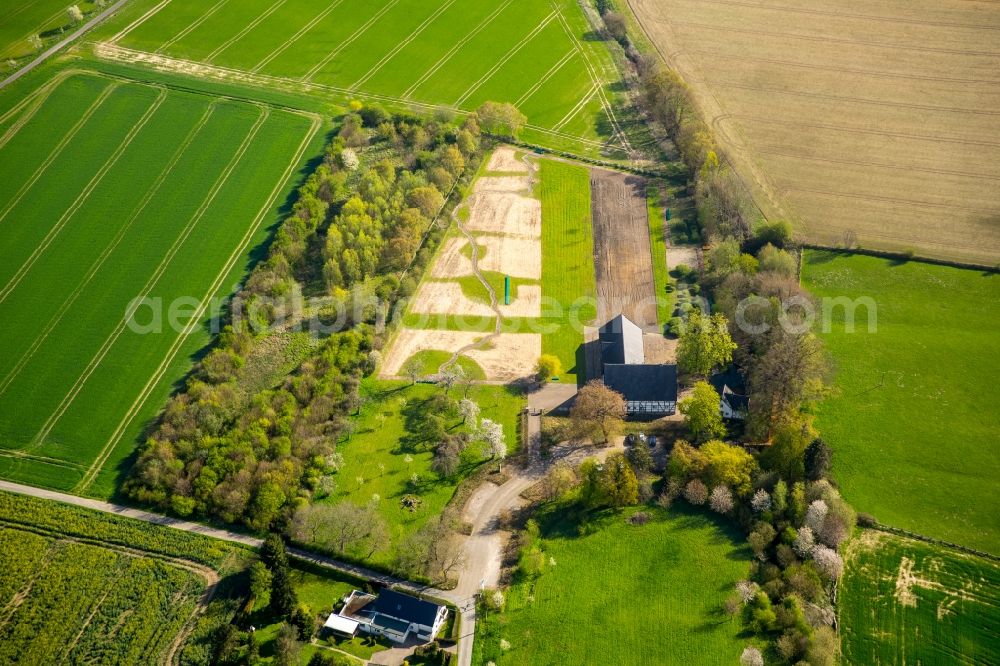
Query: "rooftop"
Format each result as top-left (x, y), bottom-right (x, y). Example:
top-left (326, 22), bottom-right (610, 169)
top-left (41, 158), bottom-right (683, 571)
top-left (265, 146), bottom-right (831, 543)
top-left (599, 314), bottom-right (645, 366)
top-left (603, 364), bottom-right (678, 403)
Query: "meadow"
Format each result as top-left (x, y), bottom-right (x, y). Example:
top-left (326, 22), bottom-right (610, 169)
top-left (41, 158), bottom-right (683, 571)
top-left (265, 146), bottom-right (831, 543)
top-left (320, 378), bottom-right (525, 566)
top-left (628, 0), bottom-right (1000, 264)
top-left (0, 490), bottom-right (253, 665)
top-left (840, 530), bottom-right (1000, 664)
top-left (0, 70), bottom-right (322, 498)
top-left (802, 251), bottom-right (1000, 553)
top-left (473, 506), bottom-right (753, 665)
top-left (94, 0), bottom-right (627, 156)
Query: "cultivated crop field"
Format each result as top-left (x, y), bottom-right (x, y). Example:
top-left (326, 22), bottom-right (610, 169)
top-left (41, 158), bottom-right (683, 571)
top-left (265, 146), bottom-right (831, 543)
top-left (0, 70), bottom-right (320, 497)
top-left (0, 490), bottom-right (252, 665)
top-left (628, 0), bottom-right (1000, 264)
top-left (473, 506), bottom-right (752, 665)
top-left (94, 0), bottom-right (627, 155)
top-left (802, 252), bottom-right (1000, 554)
top-left (0, 0), bottom-right (93, 59)
top-left (840, 530), bottom-right (1000, 664)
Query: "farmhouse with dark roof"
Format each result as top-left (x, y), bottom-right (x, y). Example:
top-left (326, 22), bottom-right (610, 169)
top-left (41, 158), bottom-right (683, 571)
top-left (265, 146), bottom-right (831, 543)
top-left (598, 314), bottom-right (678, 418)
top-left (327, 588), bottom-right (448, 644)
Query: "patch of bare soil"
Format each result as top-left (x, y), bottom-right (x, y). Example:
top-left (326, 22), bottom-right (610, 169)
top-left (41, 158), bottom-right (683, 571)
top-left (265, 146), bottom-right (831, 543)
top-left (486, 147), bottom-right (528, 173)
top-left (590, 169), bottom-right (657, 329)
top-left (382, 329), bottom-right (539, 381)
top-left (466, 193), bottom-right (541, 237)
top-left (431, 236), bottom-right (541, 280)
top-left (409, 281), bottom-right (541, 318)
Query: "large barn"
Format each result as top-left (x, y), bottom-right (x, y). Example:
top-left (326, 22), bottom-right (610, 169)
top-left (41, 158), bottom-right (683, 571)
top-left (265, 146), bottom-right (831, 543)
top-left (598, 314), bottom-right (678, 418)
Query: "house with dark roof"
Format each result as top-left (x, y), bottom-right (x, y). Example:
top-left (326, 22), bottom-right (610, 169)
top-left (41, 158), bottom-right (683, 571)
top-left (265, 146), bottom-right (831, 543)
top-left (598, 314), bottom-right (678, 418)
top-left (710, 366), bottom-right (750, 420)
top-left (330, 588), bottom-right (448, 644)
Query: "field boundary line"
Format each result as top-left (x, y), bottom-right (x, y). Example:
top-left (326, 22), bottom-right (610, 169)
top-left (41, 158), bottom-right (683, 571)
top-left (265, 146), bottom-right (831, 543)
top-left (863, 525), bottom-right (1000, 562)
top-left (350, 0), bottom-right (460, 90)
top-left (552, 83), bottom-right (598, 131)
top-left (30, 106), bottom-right (271, 459)
top-left (156, 0), bottom-right (231, 54)
top-left (204, 0), bottom-right (289, 64)
top-left (515, 48), bottom-right (576, 107)
top-left (0, 449), bottom-right (85, 470)
top-left (401, 0), bottom-right (514, 99)
top-left (251, 0), bottom-right (346, 73)
top-left (0, 80), bottom-right (119, 227)
top-left (454, 9), bottom-right (560, 107)
top-left (302, 0), bottom-right (402, 82)
top-left (112, 0), bottom-right (174, 43)
top-left (0, 68), bottom-right (77, 127)
top-left (73, 111), bottom-right (322, 494)
top-left (0, 86), bottom-right (169, 306)
top-left (0, 103), bottom-right (219, 399)
top-left (553, 1), bottom-right (629, 152)
top-left (94, 43), bottom-right (611, 150)
top-left (0, 72), bottom-right (69, 152)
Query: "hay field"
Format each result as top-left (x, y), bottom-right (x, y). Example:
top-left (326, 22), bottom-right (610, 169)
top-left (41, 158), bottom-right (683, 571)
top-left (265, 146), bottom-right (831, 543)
top-left (628, 0), bottom-right (1000, 265)
top-left (0, 71), bottom-right (320, 497)
top-left (840, 530), bottom-right (1000, 664)
top-left (94, 0), bottom-right (628, 155)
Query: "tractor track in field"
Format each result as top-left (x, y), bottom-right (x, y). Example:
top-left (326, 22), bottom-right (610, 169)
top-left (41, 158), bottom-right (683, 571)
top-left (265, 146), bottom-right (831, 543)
top-left (0, 86), bottom-right (169, 306)
top-left (0, 103), bottom-right (218, 399)
top-left (0, 81), bottom-right (119, 228)
top-left (401, 0), bottom-right (514, 99)
top-left (73, 110), bottom-right (321, 494)
top-left (29, 105), bottom-right (270, 457)
top-left (204, 0), bottom-right (289, 64)
top-left (303, 0), bottom-right (402, 82)
top-left (251, 0), bottom-right (345, 73)
top-left (754, 146), bottom-right (1000, 182)
top-left (350, 0), bottom-right (460, 90)
top-left (156, 0), bottom-right (231, 54)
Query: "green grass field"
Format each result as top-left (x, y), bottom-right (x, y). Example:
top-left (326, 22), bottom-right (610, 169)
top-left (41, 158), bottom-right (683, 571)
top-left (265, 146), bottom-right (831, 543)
top-left (646, 182), bottom-right (670, 326)
top-left (95, 0), bottom-right (625, 155)
top-left (473, 506), bottom-right (752, 665)
top-left (322, 378), bottom-right (524, 566)
top-left (840, 530), bottom-right (1000, 664)
top-left (538, 158), bottom-right (596, 383)
top-left (0, 0), bottom-right (95, 59)
top-left (0, 70), bottom-right (321, 498)
top-left (802, 252), bottom-right (1000, 553)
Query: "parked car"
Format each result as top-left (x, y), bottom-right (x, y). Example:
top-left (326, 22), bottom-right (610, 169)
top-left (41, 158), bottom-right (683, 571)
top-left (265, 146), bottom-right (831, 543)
top-left (624, 433), bottom-right (637, 446)
top-left (647, 435), bottom-right (658, 447)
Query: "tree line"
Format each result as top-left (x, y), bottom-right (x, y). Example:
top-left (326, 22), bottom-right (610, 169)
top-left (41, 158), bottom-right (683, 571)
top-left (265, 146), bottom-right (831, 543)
top-left (125, 104), bottom-right (485, 532)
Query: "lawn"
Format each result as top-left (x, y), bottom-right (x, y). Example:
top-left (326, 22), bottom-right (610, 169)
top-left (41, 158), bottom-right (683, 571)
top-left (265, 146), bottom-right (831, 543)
top-left (802, 251), bottom-right (1000, 553)
top-left (539, 158), bottom-right (596, 384)
top-left (840, 530), bottom-right (1000, 664)
top-left (321, 378), bottom-right (525, 566)
top-left (474, 505), bottom-right (752, 665)
top-left (95, 0), bottom-right (627, 156)
top-left (0, 70), bottom-right (322, 498)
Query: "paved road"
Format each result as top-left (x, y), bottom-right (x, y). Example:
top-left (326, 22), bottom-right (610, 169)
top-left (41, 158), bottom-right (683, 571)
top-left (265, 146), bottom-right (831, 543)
top-left (0, 0), bottom-right (132, 90)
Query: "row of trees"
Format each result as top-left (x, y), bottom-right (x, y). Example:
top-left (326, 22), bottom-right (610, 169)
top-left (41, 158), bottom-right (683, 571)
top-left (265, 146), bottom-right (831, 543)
top-left (126, 105), bottom-right (485, 531)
